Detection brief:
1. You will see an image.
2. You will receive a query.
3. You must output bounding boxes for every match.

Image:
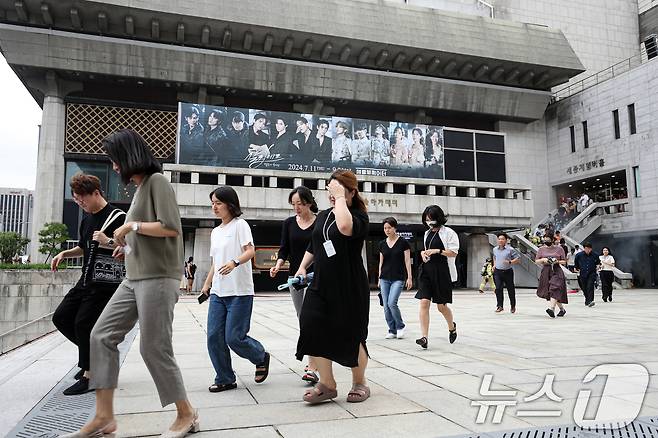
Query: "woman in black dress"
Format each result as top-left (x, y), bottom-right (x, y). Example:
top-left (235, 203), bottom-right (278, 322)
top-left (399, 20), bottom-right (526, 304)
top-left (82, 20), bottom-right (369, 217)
top-left (270, 186), bottom-right (319, 383)
top-left (294, 170), bottom-right (370, 404)
top-left (415, 205), bottom-right (459, 349)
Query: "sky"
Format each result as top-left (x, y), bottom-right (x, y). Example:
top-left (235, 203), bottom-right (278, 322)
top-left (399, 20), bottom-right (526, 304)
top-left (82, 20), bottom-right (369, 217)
top-left (0, 57), bottom-right (41, 190)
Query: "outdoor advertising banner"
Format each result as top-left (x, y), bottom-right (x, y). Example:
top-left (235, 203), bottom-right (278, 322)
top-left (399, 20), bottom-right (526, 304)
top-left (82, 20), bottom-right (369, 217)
top-left (176, 103), bottom-right (445, 179)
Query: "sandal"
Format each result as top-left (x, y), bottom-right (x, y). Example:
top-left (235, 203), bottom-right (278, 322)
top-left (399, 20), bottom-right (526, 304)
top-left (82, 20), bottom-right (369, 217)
top-left (254, 352), bottom-right (270, 383)
top-left (208, 382), bottom-right (237, 392)
top-left (302, 370), bottom-right (319, 384)
top-left (415, 336), bottom-right (428, 349)
top-left (303, 382), bottom-right (337, 404)
top-left (449, 322), bottom-right (457, 344)
top-left (346, 383), bottom-right (371, 403)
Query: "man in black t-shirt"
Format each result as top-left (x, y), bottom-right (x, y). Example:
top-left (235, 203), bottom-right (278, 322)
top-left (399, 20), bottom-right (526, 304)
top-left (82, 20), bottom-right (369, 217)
top-left (51, 174), bottom-right (126, 396)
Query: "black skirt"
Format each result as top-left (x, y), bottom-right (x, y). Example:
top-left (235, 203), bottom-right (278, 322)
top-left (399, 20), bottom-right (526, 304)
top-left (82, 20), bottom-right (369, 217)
top-left (415, 261), bottom-right (453, 304)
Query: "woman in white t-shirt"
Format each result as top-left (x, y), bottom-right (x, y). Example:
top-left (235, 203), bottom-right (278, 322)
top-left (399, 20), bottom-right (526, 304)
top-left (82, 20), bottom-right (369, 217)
top-left (599, 247), bottom-right (616, 302)
top-left (200, 186), bottom-right (270, 393)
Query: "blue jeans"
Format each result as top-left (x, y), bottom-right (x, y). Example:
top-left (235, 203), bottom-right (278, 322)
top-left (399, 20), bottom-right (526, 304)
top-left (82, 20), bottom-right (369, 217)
top-left (380, 279), bottom-right (405, 333)
top-left (207, 295), bottom-right (266, 385)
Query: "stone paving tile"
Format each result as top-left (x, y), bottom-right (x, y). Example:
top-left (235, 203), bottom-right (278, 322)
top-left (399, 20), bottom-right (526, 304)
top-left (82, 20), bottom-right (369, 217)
top-left (116, 401), bottom-right (353, 436)
top-left (401, 389), bottom-right (535, 433)
top-left (193, 426), bottom-right (281, 438)
top-left (8, 289), bottom-right (658, 437)
top-left (275, 411), bottom-right (470, 438)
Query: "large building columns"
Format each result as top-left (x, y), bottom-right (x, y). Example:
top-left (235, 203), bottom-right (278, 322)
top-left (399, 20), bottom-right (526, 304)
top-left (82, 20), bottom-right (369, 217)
top-left (28, 72), bottom-right (81, 262)
top-left (192, 228), bottom-right (213, 292)
top-left (466, 233), bottom-right (492, 289)
top-left (30, 96), bottom-right (65, 261)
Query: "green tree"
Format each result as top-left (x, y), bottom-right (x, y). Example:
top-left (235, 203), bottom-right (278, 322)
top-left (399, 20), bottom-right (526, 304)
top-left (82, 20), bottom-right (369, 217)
top-left (38, 222), bottom-right (70, 263)
top-left (0, 232), bottom-right (30, 264)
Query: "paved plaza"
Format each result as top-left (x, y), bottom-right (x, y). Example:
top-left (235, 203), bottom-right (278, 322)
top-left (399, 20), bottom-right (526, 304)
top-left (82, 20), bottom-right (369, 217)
top-left (2, 288), bottom-right (658, 437)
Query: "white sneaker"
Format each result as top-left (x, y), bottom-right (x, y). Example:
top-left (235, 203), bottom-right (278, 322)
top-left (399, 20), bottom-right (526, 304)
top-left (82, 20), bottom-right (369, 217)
top-left (385, 333), bottom-right (396, 339)
top-left (396, 328), bottom-right (405, 339)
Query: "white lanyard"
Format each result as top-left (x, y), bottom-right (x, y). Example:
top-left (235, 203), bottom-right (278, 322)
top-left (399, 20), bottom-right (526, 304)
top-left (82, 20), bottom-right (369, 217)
top-left (323, 211), bottom-right (336, 242)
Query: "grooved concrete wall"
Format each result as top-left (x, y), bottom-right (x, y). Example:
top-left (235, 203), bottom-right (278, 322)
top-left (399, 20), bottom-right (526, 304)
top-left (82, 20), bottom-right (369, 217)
top-left (0, 269), bottom-right (78, 354)
top-left (394, 0), bottom-right (641, 83)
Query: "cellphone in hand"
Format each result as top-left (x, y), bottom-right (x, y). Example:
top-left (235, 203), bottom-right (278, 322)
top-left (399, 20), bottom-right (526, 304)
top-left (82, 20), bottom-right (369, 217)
top-left (198, 293), bottom-right (209, 304)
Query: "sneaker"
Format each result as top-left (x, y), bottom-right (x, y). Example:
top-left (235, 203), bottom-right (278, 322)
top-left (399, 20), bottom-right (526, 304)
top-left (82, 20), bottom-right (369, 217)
top-left (546, 308), bottom-right (555, 318)
top-left (511, 307), bottom-right (516, 314)
top-left (478, 290), bottom-right (484, 294)
top-left (557, 309), bottom-right (566, 317)
top-left (74, 369), bottom-right (84, 380)
top-left (396, 328), bottom-right (405, 339)
top-left (63, 377), bottom-right (92, 396)
top-left (588, 302), bottom-right (596, 307)
top-left (609, 296), bottom-right (613, 302)
top-left (385, 333), bottom-right (396, 339)
top-left (495, 307), bottom-right (504, 313)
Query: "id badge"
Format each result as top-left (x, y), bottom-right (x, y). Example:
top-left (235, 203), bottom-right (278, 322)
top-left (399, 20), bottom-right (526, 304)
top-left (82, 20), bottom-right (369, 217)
top-left (323, 240), bottom-right (336, 257)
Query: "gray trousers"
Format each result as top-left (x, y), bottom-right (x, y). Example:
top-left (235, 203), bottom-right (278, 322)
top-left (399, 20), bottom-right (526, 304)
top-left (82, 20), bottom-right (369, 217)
top-left (89, 278), bottom-right (187, 407)
top-left (290, 285), bottom-right (307, 320)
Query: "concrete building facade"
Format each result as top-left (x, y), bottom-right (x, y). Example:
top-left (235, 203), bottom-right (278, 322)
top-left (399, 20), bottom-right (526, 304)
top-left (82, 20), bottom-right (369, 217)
top-left (0, 0), bottom-right (655, 288)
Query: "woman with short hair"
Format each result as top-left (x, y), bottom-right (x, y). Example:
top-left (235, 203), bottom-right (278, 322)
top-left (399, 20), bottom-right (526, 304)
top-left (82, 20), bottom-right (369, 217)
top-left (415, 205), bottom-right (459, 349)
top-left (200, 186), bottom-right (270, 393)
top-left (63, 129), bottom-right (198, 438)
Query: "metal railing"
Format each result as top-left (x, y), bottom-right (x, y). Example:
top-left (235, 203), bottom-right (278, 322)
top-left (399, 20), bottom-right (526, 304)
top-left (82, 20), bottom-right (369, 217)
top-left (64, 240), bottom-right (83, 268)
top-left (552, 50), bottom-right (649, 102)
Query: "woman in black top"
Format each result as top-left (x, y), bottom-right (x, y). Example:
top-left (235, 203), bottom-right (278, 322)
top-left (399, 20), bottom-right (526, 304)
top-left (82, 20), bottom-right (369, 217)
top-left (295, 170), bottom-right (371, 404)
top-left (378, 217), bottom-right (412, 340)
top-left (269, 186), bottom-right (319, 383)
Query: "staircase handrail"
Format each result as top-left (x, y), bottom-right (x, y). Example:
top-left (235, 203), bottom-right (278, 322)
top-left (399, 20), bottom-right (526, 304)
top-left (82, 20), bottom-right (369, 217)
top-left (561, 202), bottom-right (600, 234)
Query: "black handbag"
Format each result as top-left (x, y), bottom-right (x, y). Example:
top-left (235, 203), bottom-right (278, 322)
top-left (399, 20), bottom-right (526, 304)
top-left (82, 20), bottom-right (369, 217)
top-left (82, 209), bottom-right (127, 288)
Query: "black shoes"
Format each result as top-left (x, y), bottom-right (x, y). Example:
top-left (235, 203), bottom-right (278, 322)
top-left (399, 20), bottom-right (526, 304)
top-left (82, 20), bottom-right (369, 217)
top-left (449, 322), bottom-right (457, 344)
top-left (208, 382), bottom-right (238, 392)
top-left (416, 337), bottom-right (428, 349)
top-left (557, 308), bottom-right (566, 317)
top-left (63, 377), bottom-right (93, 396)
top-left (546, 308), bottom-right (555, 318)
top-left (587, 302), bottom-right (596, 307)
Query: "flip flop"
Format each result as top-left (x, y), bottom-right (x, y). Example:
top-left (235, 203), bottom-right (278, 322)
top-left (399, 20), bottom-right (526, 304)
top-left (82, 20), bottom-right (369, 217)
top-left (346, 383), bottom-right (370, 403)
top-left (303, 382), bottom-right (337, 404)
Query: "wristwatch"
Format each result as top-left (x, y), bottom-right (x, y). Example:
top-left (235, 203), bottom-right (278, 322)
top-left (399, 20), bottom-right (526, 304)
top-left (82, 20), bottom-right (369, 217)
top-left (107, 238), bottom-right (115, 246)
top-left (131, 222), bottom-right (141, 233)
top-left (232, 259), bottom-right (240, 267)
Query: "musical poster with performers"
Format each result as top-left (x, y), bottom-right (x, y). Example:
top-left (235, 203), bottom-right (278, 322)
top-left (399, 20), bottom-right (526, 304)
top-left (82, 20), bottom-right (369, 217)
top-left (176, 102), bottom-right (445, 179)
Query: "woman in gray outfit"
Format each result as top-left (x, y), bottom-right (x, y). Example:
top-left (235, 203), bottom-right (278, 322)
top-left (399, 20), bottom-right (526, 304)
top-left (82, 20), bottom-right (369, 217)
top-left (62, 129), bottom-right (198, 438)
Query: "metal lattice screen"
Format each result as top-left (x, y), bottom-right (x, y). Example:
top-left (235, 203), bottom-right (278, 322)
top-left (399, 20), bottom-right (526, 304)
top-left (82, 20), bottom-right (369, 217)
top-left (65, 103), bottom-right (177, 159)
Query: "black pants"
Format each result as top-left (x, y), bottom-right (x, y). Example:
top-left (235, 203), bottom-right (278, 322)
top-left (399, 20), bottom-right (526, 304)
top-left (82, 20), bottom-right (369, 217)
top-left (52, 285), bottom-right (115, 371)
top-left (600, 270), bottom-right (614, 300)
top-left (580, 273), bottom-right (596, 305)
top-left (493, 268), bottom-right (516, 308)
